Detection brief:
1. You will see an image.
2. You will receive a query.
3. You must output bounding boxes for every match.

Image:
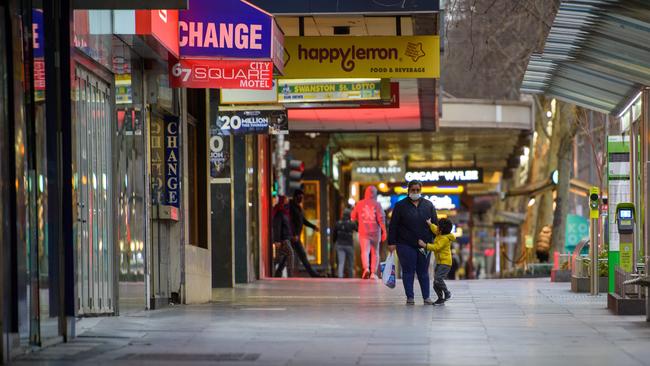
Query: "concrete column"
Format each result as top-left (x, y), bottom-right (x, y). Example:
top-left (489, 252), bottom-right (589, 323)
top-left (642, 88), bottom-right (650, 321)
top-left (631, 120), bottom-right (639, 274)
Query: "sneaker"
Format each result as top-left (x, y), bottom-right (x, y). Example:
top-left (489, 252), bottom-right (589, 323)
top-left (406, 298), bottom-right (415, 305)
top-left (423, 298), bottom-right (434, 305)
top-left (444, 291), bottom-right (452, 301)
top-left (433, 298), bottom-right (446, 306)
top-left (370, 273), bottom-right (379, 280)
top-left (362, 270), bottom-right (370, 279)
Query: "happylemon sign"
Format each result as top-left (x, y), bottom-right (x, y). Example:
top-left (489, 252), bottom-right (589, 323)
top-left (283, 36), bottom-right (440, 79)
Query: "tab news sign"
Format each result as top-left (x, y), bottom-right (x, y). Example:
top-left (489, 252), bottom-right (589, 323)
top-left (278, 79), bottom-right (385, 103)
top-left (404, 168), bottom-right (483, 184)
top-left (283, 36), bottom-right (439, 79)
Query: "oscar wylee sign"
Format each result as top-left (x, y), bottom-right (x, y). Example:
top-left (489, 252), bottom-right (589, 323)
top-left (404, 168), bottom-right (483, 184)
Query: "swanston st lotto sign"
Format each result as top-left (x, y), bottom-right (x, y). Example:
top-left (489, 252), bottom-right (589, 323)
top-left (283, 36), bottom-right (440, 79)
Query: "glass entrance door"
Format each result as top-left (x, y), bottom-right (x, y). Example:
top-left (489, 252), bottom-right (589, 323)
top-left (72, 65), bottom-right (114, 315)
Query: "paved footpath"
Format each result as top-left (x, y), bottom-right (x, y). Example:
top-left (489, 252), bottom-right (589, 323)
top-left (14, 278), bottom-right (650, 366)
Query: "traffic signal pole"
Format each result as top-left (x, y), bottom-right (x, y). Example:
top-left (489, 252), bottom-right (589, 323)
top-left (590, 187), bottom-right (600, 296)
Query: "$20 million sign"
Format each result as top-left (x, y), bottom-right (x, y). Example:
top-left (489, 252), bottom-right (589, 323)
top-left (216, 109), bottom-right (288, 135)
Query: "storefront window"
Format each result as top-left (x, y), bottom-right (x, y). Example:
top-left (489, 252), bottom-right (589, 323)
top-left (73, 10), bottom-right (113, 70)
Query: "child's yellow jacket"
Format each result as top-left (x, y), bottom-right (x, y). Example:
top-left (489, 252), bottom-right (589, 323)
top-left (424, 224), bottom-right (455, 266)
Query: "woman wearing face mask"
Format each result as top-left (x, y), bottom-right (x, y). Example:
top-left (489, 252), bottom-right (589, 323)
top-left (387, 180), bottom-right (438, 305)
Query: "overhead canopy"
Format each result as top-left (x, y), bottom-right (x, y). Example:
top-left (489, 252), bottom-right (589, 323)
top-left (521, 0), bottom-right (650, 115)
top-left (74, 0), bottom-right (187, 9)
top-left (248, 0), bottom-right (439, 15)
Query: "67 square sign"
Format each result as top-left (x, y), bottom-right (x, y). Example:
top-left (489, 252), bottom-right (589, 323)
top-left (169, 59), bottom-right (274, 90)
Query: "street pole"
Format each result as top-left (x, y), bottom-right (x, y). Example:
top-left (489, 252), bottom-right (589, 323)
top-left (591, 216), bottom-right (599, 295)
top-left (589, 187), bottom-right (600, 296)
top-left (641, 88), bottom-right (650, 320)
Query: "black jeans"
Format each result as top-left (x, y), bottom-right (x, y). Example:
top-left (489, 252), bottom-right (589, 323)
top-left (434, 264), bottom-right (451, 299)
top-left (291, 239), bottom-right (320, 277)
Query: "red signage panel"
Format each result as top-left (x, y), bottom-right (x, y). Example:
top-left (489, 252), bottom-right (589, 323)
top-left (34, 58), bottom-right (46, 91)
top-left (169, 59), bottom-right (273, 89)
top-left (136, 10), bottom-right (180, 57)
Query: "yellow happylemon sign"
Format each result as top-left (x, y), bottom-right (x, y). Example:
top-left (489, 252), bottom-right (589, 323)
top-left (282, 36), bottom-right (440, 79)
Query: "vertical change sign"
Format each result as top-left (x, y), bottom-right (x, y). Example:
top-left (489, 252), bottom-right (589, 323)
top-left (165, 116), bottom-right (180, 207)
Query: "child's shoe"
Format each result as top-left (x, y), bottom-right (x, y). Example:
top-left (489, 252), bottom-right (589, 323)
top-left (433, 298), bottom-right (446, 306)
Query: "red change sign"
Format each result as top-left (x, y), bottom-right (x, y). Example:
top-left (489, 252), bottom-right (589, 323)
top-left (169, 59), bottom-right (273, 89)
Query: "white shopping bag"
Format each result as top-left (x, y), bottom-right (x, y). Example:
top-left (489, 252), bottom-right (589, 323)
top-left (380, 252), bottom-right (396, 289)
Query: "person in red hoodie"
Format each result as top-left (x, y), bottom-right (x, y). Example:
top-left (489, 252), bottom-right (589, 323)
top-left (351, 186), bottom-right (387, 279)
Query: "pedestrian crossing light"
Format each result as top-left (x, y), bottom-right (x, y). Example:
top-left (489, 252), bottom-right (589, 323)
top-left (589, 187), bottom-right (600, 219)
top-left (288, 159), bottom-right (304, 191)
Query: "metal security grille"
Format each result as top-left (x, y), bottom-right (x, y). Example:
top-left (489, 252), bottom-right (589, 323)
top-left (73, 65), bottom-right (114, 315)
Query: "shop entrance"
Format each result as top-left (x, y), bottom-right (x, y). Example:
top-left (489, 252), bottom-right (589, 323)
top-left (72, 65), bottom-right (115, 315)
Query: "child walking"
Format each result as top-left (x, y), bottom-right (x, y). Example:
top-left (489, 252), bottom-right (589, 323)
top-left (418, 218), bottom-right (456, 305)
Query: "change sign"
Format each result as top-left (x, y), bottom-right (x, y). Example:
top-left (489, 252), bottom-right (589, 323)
top-left (179, 0), bottom-right (284, 72)
top-left (283, 36), bottom-right (440, 79)
top-left (216, 108), bottom-right (287, 135)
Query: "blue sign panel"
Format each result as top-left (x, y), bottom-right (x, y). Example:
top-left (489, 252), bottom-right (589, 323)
top-left (249, 0), bottom-right (439, 13)
top-left (164, 116), bottom-right (180, 207)
top-left (32, 9), bottom-right (45, 58)
top-left (389, 194), bottom-right (460, 210)
top-left (179, 0), bottom-right (274, 59)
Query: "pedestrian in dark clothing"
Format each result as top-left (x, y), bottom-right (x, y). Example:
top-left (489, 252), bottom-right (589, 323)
top-left (289, 189), bottom-right (322, 277)
top-left (333, 209), bottom-right (357, 278)
top-left (388, 180), bottom-right (438, 305)
top-left (272, 196), bottom-right (294, 277)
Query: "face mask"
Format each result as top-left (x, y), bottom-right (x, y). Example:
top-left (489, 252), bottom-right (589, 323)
top-left (409, 193), bottom-right (421, 201)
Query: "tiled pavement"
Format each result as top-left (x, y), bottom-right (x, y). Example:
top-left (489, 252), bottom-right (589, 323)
top-left (14, 278), bottom-right (650, 365)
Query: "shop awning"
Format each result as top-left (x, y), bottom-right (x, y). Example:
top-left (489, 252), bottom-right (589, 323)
top-left (520, 0), bottom-right (650, 115)
top-left (74, 0), bottom-right (188, 9)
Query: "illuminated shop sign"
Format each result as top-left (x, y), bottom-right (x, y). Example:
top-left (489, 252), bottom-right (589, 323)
top-left (178, 0), bottom-right (284, 73)
top-left (278, 79), bottom-right (388, 103)
top-left (283, 36), bottom-right (439, 79)
top-left (390, 194), bottom-right (460, 210)
top-left (351, 160), bottom-right (405, 183)
top-left (404, 168), bottom-right (483, 184)
top-left (169, 59), bottom-right (273, 89)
